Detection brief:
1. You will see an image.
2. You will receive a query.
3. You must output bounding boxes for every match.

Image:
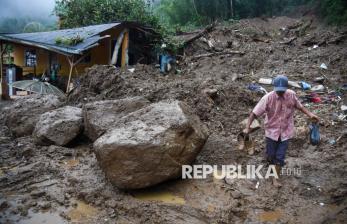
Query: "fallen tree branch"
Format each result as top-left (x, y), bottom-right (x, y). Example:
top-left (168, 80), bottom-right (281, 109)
top-left (327, 35), bottom-right (346, 45)
top-left (280, 36), bottom-right (297, 45)
top-left (183, 23), bottom-right (216, 46)
top-left (192, 50), bottom-right (245, 59)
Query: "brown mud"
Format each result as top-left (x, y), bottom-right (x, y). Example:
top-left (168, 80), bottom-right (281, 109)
top-left (1, 16), bottom-right (347, 223)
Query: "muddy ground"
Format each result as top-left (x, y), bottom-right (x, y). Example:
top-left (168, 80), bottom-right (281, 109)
top-left (1, 16), bottom-right (347, 223)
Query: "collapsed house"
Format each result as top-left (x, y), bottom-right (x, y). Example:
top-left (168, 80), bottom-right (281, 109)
top-left (0, 22), bottom-right (157, 96)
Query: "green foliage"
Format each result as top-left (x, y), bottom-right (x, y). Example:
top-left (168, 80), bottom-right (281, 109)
top-left (54, 0), bottom-right (161, 29)
top-left (154, 0), bottom-right (201, 27)
top-left (319, 0), bottom-right (347, 25)
top-left (155, 0), bottom-right (347, 27)
top-left (55, 35), bottom-right (84, 46)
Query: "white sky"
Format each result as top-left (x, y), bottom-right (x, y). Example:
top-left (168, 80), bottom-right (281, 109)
top-left (0, 0), bottom-right (56, 19)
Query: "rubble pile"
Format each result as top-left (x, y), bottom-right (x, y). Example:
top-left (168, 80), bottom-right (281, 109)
top-left (0, 16), bottom-right (346, 223)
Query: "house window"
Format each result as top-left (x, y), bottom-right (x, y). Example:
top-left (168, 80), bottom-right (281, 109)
top-left (25, 49), bottom-right (37, 67)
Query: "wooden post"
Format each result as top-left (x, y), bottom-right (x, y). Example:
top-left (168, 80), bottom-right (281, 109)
top-left (66, 56), bottom-right (74, 93)
top-left (66, 53), bottom-right (89, 93)
top-left (230, 0), bottom-right (234, 18)
top-left (121, 31), bottom-right (129, 68)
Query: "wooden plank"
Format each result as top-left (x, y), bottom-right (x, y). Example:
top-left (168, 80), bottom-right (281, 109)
top-left (111, 29), bottom-right (127, 65)
top-left (121, 31), bottom-right (129, 68)
top-left (66, 56), bottom-right (74, 93)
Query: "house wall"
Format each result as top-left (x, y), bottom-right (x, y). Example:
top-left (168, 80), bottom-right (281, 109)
top-left (12, 25), bottom-right (124, 77)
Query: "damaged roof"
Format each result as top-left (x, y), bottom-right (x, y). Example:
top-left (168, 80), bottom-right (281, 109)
top-left (0, 23), bottom-right (121, 56)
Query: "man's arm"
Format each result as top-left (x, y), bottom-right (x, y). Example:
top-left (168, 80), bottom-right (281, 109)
top-left (244, 112), bottom-right (257, 134)
top-left (244, 94), bottom-right (267, 134)
top-left (298, 106), bottom-right (319, 121)
top-left (293, 92), bottom-right (319, 121)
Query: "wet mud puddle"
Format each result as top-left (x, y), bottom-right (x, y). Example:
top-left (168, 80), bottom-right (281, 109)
top-left (0, 195), bottom-right (99, 224)
top-left (67, 200), bottom-right (99, 222)
top-left (132, 188), bottom-right (186, 205)
top-left (258, 209), bottom-right (283, 222)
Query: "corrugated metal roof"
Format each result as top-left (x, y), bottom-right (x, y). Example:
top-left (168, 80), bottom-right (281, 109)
top-left (0, 23), bottom-right (121, 55)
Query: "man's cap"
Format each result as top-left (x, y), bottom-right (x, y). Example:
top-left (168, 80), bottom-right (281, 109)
top-left (273, 75), bottom-right (288, 92)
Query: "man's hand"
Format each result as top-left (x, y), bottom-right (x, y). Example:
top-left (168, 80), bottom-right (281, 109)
top-left (243, 127), bottom-right (250, 134)
top-left (309, 113), bottom-right (319, 122)
top-left (299, 106), bottom-right (319, 122)
top-left (244, 112), bottom-right (256, 135)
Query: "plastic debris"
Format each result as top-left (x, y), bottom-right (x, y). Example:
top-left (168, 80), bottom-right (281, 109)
top-left (341, 105), bottom-right (347, 113)
top-left (258, 78), bottom-right (301, 88)
top-left (328, 139), bottom-right (336, 145)
top-left (313, 45), bottom-right (319, 49)
top-left (258, 78), bottom-right (272, 85)
top-left (288, 81), bottom-right (301, 88)
top-left (255, 181), bottom-right (260, 189)
top-left (320, 63), bottom-right (328, 70)
top-left (248, 84), bottom-right (268, 94)
top-left (310, 94), bottom-right (322, 103)
top-left (128, 68), bottom-right (135, 73)
top-left (159, 55), bottom-right (175, 73)
top-left (314, 77), bottom-right (325, 84)
top-left (300, 81), bottom-right (311, 90)
top-left (311, 85), bottom-right (324, 92)
top-left (309, 122), bottom-right (320, 145)
top-left (319, 203), bottom-right (324, 206)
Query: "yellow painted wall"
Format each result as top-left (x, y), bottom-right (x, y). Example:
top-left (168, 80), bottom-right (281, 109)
top-left (13, 45), bottom-right (50, 75)
top-left (12, 25), bottom-right (124, 77)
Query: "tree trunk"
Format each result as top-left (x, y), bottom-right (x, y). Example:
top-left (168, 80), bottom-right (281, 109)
top-left (226, 0), bottom-right (234, 19)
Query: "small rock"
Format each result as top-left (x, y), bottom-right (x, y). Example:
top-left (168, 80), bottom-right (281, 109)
top-left (30, 190), bottom-right (46, 198)
top-left (105, 199), bottom-right (117, 208)
top-left (29, 201), bottom-right (38, 207)
top-left (18, 206), bottom-right (28, 216)
top-left (40, 202), bottom-right (51, 210)
top-left (0, 201), bottom-right (10, 211)
top-left (231, 191), bottom-right (242, 199)
top-left (60, 212), bottom-right (71, 221)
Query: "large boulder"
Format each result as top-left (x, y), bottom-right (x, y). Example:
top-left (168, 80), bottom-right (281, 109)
top-left (4, 94), bottom-right (63, 137)
top-left (83, 97), bottom-right (150, 141)
top-left (33, 106), bottom-right (83, 146)
top-left (93, 100), bottom-right (209, 189)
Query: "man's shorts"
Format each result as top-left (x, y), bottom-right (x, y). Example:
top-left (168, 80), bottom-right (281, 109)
top-left (265, 137), bottom-right (288, 166)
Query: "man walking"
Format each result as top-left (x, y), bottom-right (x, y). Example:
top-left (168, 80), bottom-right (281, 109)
top-left (244, 75), bottom-right (319, 187)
